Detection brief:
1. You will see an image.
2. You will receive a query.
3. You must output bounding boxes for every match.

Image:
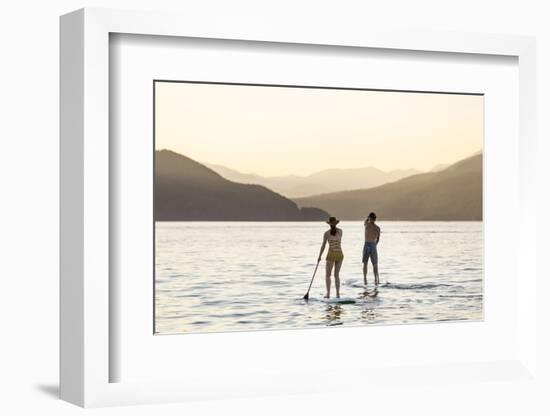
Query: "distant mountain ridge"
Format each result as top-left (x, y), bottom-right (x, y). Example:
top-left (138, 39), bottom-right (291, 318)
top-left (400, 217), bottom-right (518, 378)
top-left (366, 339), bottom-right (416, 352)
top-left (294, 154), bottom-right (482, 221)
top-left (206, 163), bottom-right (421, 198)
top-left (155, 150), bottom-right (329, 221)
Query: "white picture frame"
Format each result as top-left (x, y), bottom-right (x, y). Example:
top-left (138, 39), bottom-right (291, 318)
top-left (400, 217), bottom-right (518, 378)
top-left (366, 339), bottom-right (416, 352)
top-left (60, 7), bottom-right (537, 407)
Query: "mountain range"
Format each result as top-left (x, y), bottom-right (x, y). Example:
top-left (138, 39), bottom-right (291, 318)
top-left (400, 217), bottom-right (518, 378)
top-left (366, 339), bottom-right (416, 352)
top-left (156, 149), bottom-right (482, 221)
top-left (155, 150), bottom-right (328, 221)
top-left (294, 153), bottom-right (482, 221)
top-left (206, 163), bottom-right (421, 198)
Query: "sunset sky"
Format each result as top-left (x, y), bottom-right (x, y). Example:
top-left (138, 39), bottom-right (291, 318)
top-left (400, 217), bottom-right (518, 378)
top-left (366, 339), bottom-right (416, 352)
top-left (155, 81), bottom-right (483, 176)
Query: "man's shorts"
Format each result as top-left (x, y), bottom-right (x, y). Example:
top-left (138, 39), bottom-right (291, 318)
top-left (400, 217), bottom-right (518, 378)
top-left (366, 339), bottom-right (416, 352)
top-left (362, 241), bottom-right (378, 265)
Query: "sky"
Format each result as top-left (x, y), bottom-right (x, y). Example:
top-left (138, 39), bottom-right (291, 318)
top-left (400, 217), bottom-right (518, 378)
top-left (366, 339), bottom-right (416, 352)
top-left (155, 81), bottom-right (483, 177)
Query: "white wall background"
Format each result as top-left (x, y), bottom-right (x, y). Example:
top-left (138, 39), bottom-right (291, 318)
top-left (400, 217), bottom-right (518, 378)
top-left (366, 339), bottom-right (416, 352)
top-left (1, 1), bottom-right (548, 415)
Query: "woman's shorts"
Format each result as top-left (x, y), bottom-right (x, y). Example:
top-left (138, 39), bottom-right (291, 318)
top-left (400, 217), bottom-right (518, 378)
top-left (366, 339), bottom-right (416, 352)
top-left (326, 251), bottom-right (344, 263)
top-left (362, 242), bottom-right (378, 265)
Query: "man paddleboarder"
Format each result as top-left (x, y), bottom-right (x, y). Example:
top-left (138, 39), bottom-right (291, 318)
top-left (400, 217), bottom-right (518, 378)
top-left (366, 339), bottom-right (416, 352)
top-left (363, 212), bottom-right (381, 286)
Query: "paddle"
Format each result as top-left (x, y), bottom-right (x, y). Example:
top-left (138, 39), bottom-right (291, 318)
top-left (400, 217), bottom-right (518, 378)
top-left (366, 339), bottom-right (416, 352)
top-left (303, 259), bottom-right (321, 301)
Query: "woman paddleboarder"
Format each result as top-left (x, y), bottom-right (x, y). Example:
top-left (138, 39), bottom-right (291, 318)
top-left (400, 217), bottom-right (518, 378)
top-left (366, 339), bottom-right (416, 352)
top-left (318, 217), bottom-right (344, 299)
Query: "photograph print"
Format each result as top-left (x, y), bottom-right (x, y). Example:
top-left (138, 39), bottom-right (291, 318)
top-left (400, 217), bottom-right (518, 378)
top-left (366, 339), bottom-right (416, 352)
top-left (154, 81), bottom-right (483, 335)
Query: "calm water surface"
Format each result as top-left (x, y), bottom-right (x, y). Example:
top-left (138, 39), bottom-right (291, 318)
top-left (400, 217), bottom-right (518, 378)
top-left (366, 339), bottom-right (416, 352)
top-left (155, 221), bottom-right (483, 335)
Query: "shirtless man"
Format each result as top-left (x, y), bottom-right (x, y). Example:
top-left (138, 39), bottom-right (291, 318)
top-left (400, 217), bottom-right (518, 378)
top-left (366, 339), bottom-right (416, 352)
top-left (363, 212), bottom-right (381, 286)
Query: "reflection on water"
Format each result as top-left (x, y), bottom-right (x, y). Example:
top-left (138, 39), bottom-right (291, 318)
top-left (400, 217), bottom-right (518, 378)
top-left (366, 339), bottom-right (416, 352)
top-left (358, 288), bottom-right (379, 300)
top-left (324, 305), bottom-right (344, 326)
top-left (155, 221), bottom-right (483, 334)
top-left (361, 308), bottom-right (378, 323)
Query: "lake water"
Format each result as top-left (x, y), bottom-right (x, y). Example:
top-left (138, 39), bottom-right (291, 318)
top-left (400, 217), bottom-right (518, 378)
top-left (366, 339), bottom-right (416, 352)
top-left (155, 221), bottom-right (483, 335)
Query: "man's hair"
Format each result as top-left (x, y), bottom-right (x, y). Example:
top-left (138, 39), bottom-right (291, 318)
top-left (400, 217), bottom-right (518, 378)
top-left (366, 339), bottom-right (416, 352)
top-left (368, 212), bottom-right (377, 221)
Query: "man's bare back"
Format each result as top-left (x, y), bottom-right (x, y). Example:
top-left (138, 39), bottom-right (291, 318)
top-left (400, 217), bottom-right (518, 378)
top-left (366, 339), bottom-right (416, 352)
top-left (364, 222), bottom-right (380, 243)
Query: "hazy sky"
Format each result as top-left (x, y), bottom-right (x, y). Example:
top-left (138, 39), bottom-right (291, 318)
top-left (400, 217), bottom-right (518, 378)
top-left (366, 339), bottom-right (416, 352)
top-left (155, 81), bottom-right (483, 176)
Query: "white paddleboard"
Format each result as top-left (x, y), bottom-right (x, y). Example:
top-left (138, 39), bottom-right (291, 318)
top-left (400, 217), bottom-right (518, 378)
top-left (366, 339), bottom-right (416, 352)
top-left (345, 279), bottom-right (367, 289)
top-left (345, 279), bottom-right (381, 290)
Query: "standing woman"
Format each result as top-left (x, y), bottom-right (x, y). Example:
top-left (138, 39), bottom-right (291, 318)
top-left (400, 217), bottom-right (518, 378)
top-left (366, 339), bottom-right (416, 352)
top-left (318, 217), bottom-right (344, 298)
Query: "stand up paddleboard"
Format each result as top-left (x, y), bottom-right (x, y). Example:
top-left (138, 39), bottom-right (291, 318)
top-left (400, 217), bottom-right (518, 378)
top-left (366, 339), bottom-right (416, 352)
top-left (321, 297), bottom-right (357, 304)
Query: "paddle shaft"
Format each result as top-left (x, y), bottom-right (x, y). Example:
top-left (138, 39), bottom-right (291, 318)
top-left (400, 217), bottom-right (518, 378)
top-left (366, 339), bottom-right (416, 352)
top-left (304, 260), bottom-right (321, 298)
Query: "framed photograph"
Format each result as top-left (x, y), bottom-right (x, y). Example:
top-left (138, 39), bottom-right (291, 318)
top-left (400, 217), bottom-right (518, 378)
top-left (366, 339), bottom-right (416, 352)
top-left (152, 80), bottom-right (484, 336)
top-left (60, 8), bottom-right (538, 407)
